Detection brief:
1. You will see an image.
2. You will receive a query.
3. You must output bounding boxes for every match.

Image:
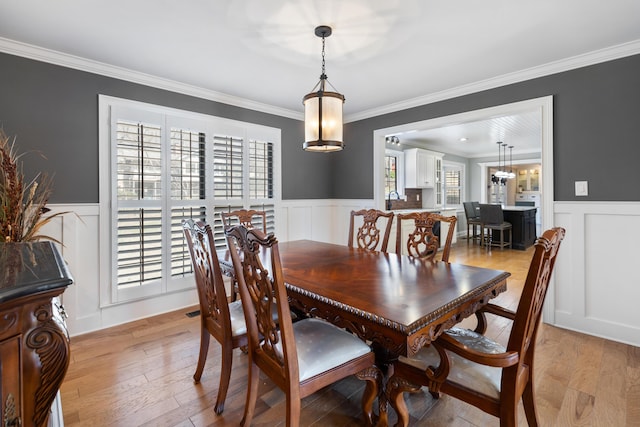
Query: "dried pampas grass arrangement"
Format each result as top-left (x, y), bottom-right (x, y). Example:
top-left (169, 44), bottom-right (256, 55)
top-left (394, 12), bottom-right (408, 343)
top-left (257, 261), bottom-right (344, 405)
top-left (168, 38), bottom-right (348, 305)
top-left (0, 128), bottom-right (68, 243)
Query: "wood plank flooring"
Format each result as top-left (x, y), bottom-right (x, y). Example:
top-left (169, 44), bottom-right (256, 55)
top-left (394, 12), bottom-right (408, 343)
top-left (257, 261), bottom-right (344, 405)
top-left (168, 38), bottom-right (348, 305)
top-left (60, 241), bottom-right (640, 426)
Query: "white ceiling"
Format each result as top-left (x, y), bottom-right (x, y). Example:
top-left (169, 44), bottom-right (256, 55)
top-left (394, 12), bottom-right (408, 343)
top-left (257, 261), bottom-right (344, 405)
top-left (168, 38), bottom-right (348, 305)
top-left (1, 0), bottom-right (640, 156)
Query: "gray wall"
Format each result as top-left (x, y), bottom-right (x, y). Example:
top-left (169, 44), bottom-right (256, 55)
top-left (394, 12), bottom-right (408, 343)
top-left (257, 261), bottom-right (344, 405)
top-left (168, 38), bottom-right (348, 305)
top-left (0, 52), bottom-right (330, 202)
top-left (340, 54), bottom-right (640, 201)
top-left (2, 51), bottom-right (640, 203)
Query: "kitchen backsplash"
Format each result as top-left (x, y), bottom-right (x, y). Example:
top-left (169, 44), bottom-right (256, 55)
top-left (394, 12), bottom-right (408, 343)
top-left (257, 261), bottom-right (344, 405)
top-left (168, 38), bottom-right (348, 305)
top-left (388, 188), bottom-right (422, 210)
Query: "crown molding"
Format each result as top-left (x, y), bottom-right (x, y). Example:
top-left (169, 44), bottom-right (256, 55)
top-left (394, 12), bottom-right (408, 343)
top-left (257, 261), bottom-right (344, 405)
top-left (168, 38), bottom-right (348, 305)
top-left (0, 37), bottom-right (303, 120)
top-left (2, 36), bottom-right (639, 124)
top-left (345, 39), bottom-right (640, 123)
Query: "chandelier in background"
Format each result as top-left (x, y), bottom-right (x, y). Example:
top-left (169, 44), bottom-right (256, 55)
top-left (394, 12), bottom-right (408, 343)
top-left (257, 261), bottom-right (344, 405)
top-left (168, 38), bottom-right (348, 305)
top-left (492, 142), bottom-right (515, 185)
top-left (303, 25), bottom-right (345, 152)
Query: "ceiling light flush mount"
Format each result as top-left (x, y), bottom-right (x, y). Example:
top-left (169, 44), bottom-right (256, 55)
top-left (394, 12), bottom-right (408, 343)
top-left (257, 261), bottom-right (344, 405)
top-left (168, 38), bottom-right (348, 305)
top-left (303, 25), bottom-right (345, 152)
top-left (386, 136), bottom-right (400, 146)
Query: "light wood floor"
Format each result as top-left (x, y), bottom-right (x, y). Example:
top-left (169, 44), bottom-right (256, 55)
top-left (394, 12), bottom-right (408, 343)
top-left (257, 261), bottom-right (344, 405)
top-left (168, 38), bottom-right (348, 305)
top-left (60, 241), bottom-right (640, 426)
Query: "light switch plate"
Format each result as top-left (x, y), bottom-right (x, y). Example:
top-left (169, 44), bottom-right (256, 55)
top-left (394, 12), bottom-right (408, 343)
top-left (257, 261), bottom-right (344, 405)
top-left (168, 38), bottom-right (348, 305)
top-left (575, 181), bottom-right (588, 196)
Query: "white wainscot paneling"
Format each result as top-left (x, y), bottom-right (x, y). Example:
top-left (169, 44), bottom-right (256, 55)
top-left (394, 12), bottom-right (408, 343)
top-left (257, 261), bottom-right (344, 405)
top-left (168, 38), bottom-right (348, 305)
top-left (279, 200), bottom-right (375, 245)
top-left (44, 200), bottom-right (369, 336)
top-left (553, 202), bottom-right (640, 347)
top-left (41, 204), bottom-right (198, 337)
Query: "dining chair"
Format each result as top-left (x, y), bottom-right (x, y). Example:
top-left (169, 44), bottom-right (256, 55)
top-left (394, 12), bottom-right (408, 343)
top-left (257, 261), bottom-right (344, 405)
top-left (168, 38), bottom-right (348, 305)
top-left (348, 208), bottom-right (394, 252)
top-left (225, 225), bottom-right (382, 427)
top-left (479, 203), bottom-right (512, 249)
top-left (387, 227), bottom-right (566, 427)
top-left (220, 209), bottom-right (268, 300)
top-left (221, 208), bottom-right (267, 232)
top-left (182, 219), bottom-right (248, 415)
top-left (395, 211), bottom-right (457, 262)
top-left (463, 201), bottom-right (482, 243)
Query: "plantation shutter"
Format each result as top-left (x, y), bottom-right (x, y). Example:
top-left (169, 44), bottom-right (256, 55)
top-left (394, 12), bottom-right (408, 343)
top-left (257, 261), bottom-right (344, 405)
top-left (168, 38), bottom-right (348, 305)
top-left (115, 120), bottom-right (163, 288)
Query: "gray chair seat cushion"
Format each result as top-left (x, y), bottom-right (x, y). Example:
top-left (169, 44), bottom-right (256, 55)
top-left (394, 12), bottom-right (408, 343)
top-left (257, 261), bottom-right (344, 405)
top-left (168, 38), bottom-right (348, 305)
top-left (229, 300), bottom-right (280, 337)
top-left (274, 318), bottom-right (371, 382)
top-left (229, 300), bottom-right (248, 336)
top-left (399, 327), bottom-right (505, 399)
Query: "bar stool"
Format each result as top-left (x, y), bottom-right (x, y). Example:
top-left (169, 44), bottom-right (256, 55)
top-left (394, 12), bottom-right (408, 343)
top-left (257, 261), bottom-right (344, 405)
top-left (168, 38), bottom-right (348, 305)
top-left (479, 204), bottom-right (512, 249)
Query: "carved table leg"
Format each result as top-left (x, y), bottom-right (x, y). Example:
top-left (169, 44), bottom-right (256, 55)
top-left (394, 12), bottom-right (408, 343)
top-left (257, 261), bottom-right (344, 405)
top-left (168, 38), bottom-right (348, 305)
top-left (386, 375), bottom-right (422, 427)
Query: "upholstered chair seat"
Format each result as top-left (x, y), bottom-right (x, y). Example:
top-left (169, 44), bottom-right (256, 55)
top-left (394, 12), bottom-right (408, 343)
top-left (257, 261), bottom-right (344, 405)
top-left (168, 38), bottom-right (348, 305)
top-left (228, 299), bottom-right (281, 337)
top-left (399, 327), bottom-right (505, 399)
top-left (275, 318), bottom-right (374, 382)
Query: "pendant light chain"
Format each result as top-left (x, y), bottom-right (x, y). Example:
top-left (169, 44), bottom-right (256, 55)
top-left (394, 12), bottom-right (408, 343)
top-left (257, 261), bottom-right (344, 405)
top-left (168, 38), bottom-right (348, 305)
top-left (302, 25), bottom-right (345, 152)
top-left (321, 35), bottom-right (326, 76)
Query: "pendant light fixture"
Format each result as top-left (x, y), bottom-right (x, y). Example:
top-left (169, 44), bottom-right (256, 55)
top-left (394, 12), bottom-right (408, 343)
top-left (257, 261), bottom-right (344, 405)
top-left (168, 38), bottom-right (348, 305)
top-left (493, 141), bottom-right (515, 185)
top-left (507, 145), bottom-right (516, 179)
top-left (495, 141), bottom-right (508, 179)
top-left (303, 25), bottom-right (345, 152)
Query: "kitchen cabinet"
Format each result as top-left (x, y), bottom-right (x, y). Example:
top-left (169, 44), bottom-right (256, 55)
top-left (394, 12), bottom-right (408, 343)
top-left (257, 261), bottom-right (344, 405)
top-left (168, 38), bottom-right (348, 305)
top-left (0, 242), bottom-right (73, 427)
top-left (517, 167), bottom-right (540, 192)
top-left (405, 148), bottom-right (443, 189)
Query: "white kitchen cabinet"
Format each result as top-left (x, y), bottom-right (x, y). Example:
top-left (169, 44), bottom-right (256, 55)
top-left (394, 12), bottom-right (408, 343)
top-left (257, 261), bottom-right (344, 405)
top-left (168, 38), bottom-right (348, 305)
top-left (516, 167), bottom-right (540, 192)
top-left (405, 148), bottom-right (443, 189)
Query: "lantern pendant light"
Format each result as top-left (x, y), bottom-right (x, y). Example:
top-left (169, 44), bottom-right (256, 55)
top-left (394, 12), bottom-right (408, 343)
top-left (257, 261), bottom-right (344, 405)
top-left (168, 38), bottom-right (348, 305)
top-left (303, 25), bottom-right (345, 152)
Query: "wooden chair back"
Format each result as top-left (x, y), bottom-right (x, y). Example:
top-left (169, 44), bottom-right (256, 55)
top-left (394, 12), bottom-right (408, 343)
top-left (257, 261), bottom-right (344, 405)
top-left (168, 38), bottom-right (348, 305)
top-left (182, 219), bottom-right (246, 414)
top-left (225, 225), bottom-right (381, 426)
top-left (507, 227), bottom-right (565, 366)
top-left (395, 212), bottom-right (457, 262)
top-left (387, 227), bottom-right (566, 426)
top-left (348, 209), bottom-right (394, 252)
top-left (221, 208), bottom-right (267, 232)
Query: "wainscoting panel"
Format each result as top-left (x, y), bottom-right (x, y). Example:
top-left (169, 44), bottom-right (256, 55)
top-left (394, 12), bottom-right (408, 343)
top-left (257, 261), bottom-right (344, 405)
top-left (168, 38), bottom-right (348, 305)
top-left (42, 200), bottom-right (639, 347)
top-left (553, 202), bottom-right (640, 347)
top-left (279, 200), bottom-right (375, 245)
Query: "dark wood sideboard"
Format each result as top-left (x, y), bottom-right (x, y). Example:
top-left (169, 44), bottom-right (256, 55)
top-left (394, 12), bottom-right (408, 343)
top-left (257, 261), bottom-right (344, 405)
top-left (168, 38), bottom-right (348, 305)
top-left (503, 207), bottom-right (537, 250)
top-left (0, 242), bottom-right (73, 427)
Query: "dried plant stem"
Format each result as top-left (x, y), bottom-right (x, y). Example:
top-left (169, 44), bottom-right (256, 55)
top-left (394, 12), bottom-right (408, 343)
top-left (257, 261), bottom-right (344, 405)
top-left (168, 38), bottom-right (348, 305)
top-left (0, 129), bottom-right (68, 243)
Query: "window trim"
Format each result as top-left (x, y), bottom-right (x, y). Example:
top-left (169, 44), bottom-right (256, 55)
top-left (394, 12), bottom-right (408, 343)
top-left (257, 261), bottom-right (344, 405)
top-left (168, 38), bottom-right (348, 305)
top-left (99, 95), bottom-right (281, 306)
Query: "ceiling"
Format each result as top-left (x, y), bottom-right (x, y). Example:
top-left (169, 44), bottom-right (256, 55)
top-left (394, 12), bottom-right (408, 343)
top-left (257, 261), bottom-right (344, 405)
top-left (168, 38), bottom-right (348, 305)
top-left (1, 0), bottom-right (640, 156)
top-left (389, 110), bottom-right (543, 158)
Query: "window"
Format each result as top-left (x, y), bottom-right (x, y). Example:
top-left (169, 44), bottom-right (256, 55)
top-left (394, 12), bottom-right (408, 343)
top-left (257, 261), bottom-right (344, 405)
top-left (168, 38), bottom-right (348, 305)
top-left (100, 96), bottom-right (280, 304)
top-left (443, 161), bottom-right (464, 210)
top-left (384, 149), bottom-right (404, 197)
top-left (384, 154), bottom-right (398, 196)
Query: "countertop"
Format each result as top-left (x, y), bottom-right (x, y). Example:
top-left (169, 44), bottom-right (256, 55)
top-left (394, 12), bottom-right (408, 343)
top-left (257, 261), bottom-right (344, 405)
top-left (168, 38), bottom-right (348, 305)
top-left (502, 205), bottom-right (538, 211)
top-left (388, 207), bottom-right (458, 213)
top-left (0, 241), bottom-right (74, 303)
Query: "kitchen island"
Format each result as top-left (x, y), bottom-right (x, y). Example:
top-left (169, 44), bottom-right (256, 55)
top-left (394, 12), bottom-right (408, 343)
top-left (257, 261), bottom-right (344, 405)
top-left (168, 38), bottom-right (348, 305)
top-left (502, 206), bottom-right (537, 250)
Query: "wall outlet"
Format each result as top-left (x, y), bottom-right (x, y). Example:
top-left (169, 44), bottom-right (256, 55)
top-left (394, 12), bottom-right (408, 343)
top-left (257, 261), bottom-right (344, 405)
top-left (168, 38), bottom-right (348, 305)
top-left (575, 181), bottom-right (588, 196)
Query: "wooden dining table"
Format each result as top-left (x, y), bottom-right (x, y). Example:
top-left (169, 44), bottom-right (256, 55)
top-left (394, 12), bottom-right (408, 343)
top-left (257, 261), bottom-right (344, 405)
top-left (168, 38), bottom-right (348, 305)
top-left (218, 239), bottom-right (510, 424)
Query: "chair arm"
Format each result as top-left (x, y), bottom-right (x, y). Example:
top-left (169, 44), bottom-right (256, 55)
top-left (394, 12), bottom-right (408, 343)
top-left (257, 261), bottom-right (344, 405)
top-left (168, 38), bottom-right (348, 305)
top-left (473, 303), bottom-right (516, 334)
top-left (435, 332), bottom-right (520, 368)
top-left (479, 303), bottom-right (516, 321)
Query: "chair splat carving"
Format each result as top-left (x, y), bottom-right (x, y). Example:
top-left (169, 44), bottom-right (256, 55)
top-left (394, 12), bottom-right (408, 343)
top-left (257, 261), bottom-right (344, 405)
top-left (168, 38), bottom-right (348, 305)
top-left (348, 209), bottom-right (394, 252)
